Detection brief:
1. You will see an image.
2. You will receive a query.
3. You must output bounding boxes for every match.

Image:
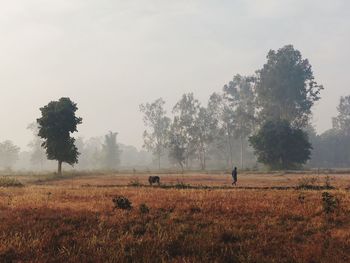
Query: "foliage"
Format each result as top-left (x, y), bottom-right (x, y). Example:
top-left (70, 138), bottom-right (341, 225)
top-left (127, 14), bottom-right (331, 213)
top-left (255, 45), bottom-right (323, 128)
top-left (223, 74), bottom-right (256, 168)
top-left (37, 97), bottom-right (82, 174)
top-left (27, 123), bottom-right (47, 168)
top-left (333, 95), bottom-right (350, 135)
top-left (139, 203), bottom-right (150, 214)
top-left (112, 196), bottom-right (132, 210)
top-left (140, 98), bottom-right (171, 169)
top-left (102, 132), bottom-right (121, 170)
top-left (0, 140), bottom-right (20, 169)
top-left (0, 176), bottom-right (23, 187)
top-left (322, 192), bottom-right (339, 214)
top-left (249, 120), bottom-right (312, 169)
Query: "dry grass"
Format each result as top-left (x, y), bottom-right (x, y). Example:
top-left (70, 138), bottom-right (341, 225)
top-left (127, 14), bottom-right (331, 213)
top-left (0, 172), bottom-right (350, 262)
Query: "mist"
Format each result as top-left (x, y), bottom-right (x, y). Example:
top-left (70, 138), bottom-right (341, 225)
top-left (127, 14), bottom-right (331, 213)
top-left (1, 0), bottom-right (350, 171)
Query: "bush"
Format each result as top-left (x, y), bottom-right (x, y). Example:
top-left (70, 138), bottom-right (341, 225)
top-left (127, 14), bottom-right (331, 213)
top-left (139, 203), bottom-right (150, 214)
top-left (112, 196), bottom-right (132, 210)
top-left (322, 192), bottom-right (339, 214)
top-left (0, 177), bottom-right (23, 187)
top-left (128, 179), bottom-right (142, 187)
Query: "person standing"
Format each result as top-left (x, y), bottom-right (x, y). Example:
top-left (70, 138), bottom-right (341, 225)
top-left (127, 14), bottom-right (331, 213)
top-left (232, 167), bottom-right (237, 186)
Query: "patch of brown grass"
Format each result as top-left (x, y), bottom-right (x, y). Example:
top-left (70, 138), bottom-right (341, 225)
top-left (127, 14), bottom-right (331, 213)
top-left (0, 179), bottom-right (350, 262)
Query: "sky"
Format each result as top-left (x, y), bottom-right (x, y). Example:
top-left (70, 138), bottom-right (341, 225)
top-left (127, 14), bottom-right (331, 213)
top-left (0, 0), bottom-right (349, 150)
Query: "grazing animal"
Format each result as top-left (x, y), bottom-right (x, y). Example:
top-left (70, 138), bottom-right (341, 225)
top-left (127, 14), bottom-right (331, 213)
top-left (148, 176), bottom-right (160, 186)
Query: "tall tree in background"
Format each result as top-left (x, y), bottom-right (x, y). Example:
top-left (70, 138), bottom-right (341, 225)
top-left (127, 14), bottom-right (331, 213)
top-left (0, 140), bottom-right (20, 170)
top-left (167, 119), bottom-right (187, 171)
top-left (249, 120), bottom-right (312, 169)
top-left (223, 74), bottom-right (256, 168)
top-left (102, 131), bottom-right (121, 170)
top-left (333, 95), bottom-right (350, 135)
top-left (37, 97), bottom-right (82, 175)
top-left (194, 106), bottom-right (218, 170)
top-left (172, 93), bottom-right (200, 169)
top-left (27, 122), bottom-right (47, 169)
top-left (256, 45), bottom-right (323, 128)
top-left (207, 92), bottom-right (236, 168)
top-left (140, 98), bottom-right (171, 169)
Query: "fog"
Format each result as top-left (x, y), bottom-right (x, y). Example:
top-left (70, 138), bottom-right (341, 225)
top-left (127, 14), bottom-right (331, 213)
top-left (0, 1), bottom-right (349, 170)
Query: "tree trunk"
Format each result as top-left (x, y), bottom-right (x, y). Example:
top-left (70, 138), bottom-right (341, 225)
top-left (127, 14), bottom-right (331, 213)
top-left (58, 160), bottom-right (62, 175)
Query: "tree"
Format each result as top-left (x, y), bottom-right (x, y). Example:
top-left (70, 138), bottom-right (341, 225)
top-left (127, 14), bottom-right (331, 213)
top-left (167, 119), bottom-right (187, 171)
top-left (139, 98), bottom-right (171, 169)
top-left (37, 97), bottom-right (82, 175)
top-left (256, 45), bottom-right (323, 128)
top-left (223, 74), bottom-right (256, 168)
top-left (207, 92), bottom-right (236, 168)
top-left (27, 122), bottom-right (47, 169)
top-left (333, 95), bottom-right (350, 135)
top-left (172, 93), bottom-right (200, 169)
top-left (102, 131), bottom-right (121, 170)
top-left (249, 120), bottom-right (312, 170)
top-left (0, 140), bottom-right (20, 170)
top-left (194, 106), bottom-right (218, 170)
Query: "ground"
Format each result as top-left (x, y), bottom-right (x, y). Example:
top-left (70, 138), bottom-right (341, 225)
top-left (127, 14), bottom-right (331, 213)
top-left (1, 172), bottom-right (350, 262)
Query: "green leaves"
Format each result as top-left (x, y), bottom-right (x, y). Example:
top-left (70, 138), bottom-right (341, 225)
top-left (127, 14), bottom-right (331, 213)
top-left (249, 120), bottom-right (312, 170)
top-left (37, 97), bottom-right (82, 172)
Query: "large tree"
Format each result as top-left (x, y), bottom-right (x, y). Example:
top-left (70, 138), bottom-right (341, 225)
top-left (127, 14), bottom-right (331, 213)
top-left (139, 98), bottom-right (171, 169)
top-left (172, 93), bottom-right (200, 168)
top-left (37, 97), bottom-right (82, 175)
top-left (256, 45), bottom-right (323, 128)
top-left (194, 106), bottom-right (218, 170)
top-left (167, 119), bottom-right (187, 171)
top-left (249, 120), bottom-right (312, 170)
top-left (223, 74), bottom-right (256, 168)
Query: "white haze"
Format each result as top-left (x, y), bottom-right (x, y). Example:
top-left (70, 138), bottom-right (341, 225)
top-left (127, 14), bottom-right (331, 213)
top-left (0, 0), bottom-right (349, 150)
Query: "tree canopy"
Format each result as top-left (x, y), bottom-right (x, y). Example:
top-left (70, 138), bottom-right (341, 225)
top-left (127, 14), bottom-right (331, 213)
top-left (256, 45), bottom-right (323, 128)
top-left (37, 97), bottom-right (82, 174)
top-left (249, 120), bottom-right (312, 170)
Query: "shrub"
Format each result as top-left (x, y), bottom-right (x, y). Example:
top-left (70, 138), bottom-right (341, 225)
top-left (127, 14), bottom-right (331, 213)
top-left (0, 177), bottom-right (23, 187)
top-left (297, 177), bottom-right (318, 189)
top-left (112, 196), bottom-right (132, 210)
top-left (322, 192), bottom-right (339, 214)
top-left (128, 179), bottom-right (142, 187)
top-left (139, 203), bottom-right (150, 214)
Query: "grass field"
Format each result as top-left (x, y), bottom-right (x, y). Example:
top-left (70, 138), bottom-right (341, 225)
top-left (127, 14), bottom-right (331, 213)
top-left (1, 172), bottom-right (350, 262)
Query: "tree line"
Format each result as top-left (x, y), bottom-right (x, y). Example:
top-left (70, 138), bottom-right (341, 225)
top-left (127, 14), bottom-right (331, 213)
top-left (1, 44), bottom-right (350, 173)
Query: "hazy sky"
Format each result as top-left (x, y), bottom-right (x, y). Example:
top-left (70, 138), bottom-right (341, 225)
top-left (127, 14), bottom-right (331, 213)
top-left (1, 0), bottom-right (349, 150)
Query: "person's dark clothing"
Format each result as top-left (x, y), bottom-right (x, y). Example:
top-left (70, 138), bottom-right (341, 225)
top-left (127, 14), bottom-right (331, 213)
top-left (232, 168), bottom-right (237, 185)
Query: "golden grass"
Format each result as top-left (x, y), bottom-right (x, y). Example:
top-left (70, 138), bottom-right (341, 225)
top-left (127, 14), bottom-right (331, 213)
top-left (0, 173), bottom-right (350, 262)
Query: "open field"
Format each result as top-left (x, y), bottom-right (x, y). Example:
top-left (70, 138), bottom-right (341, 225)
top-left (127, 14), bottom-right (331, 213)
top-left (1, 172), bottom-right (350, 262)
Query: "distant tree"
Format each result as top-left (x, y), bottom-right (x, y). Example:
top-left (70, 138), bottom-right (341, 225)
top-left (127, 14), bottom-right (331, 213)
top-left (37, 97), bottom-right (82, 175)
top-left (167, 119), bottom-right (187, 171)
top-left (207, 92), bottom-right (236, 167)
top-left (172, 93), bottom-right (200, 168)
top-left (102, 131), bottom-right (121, 170)
top-left (27, 122), bottom-right (47, 169)
top-left (256, 45), bottom-right (323, 128)
top-left (194, 106), bottom-right (218, 170)
top-left (0, 140), bottom-right (20, 170)
top-left (139, 98), bottom-right (171, 169)
top-left (249, 120), bottom-right (312, 170)
top-left (333, 95), bottom-right (350, 135)
top-left (223, 74), bottom-right (256, 168)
